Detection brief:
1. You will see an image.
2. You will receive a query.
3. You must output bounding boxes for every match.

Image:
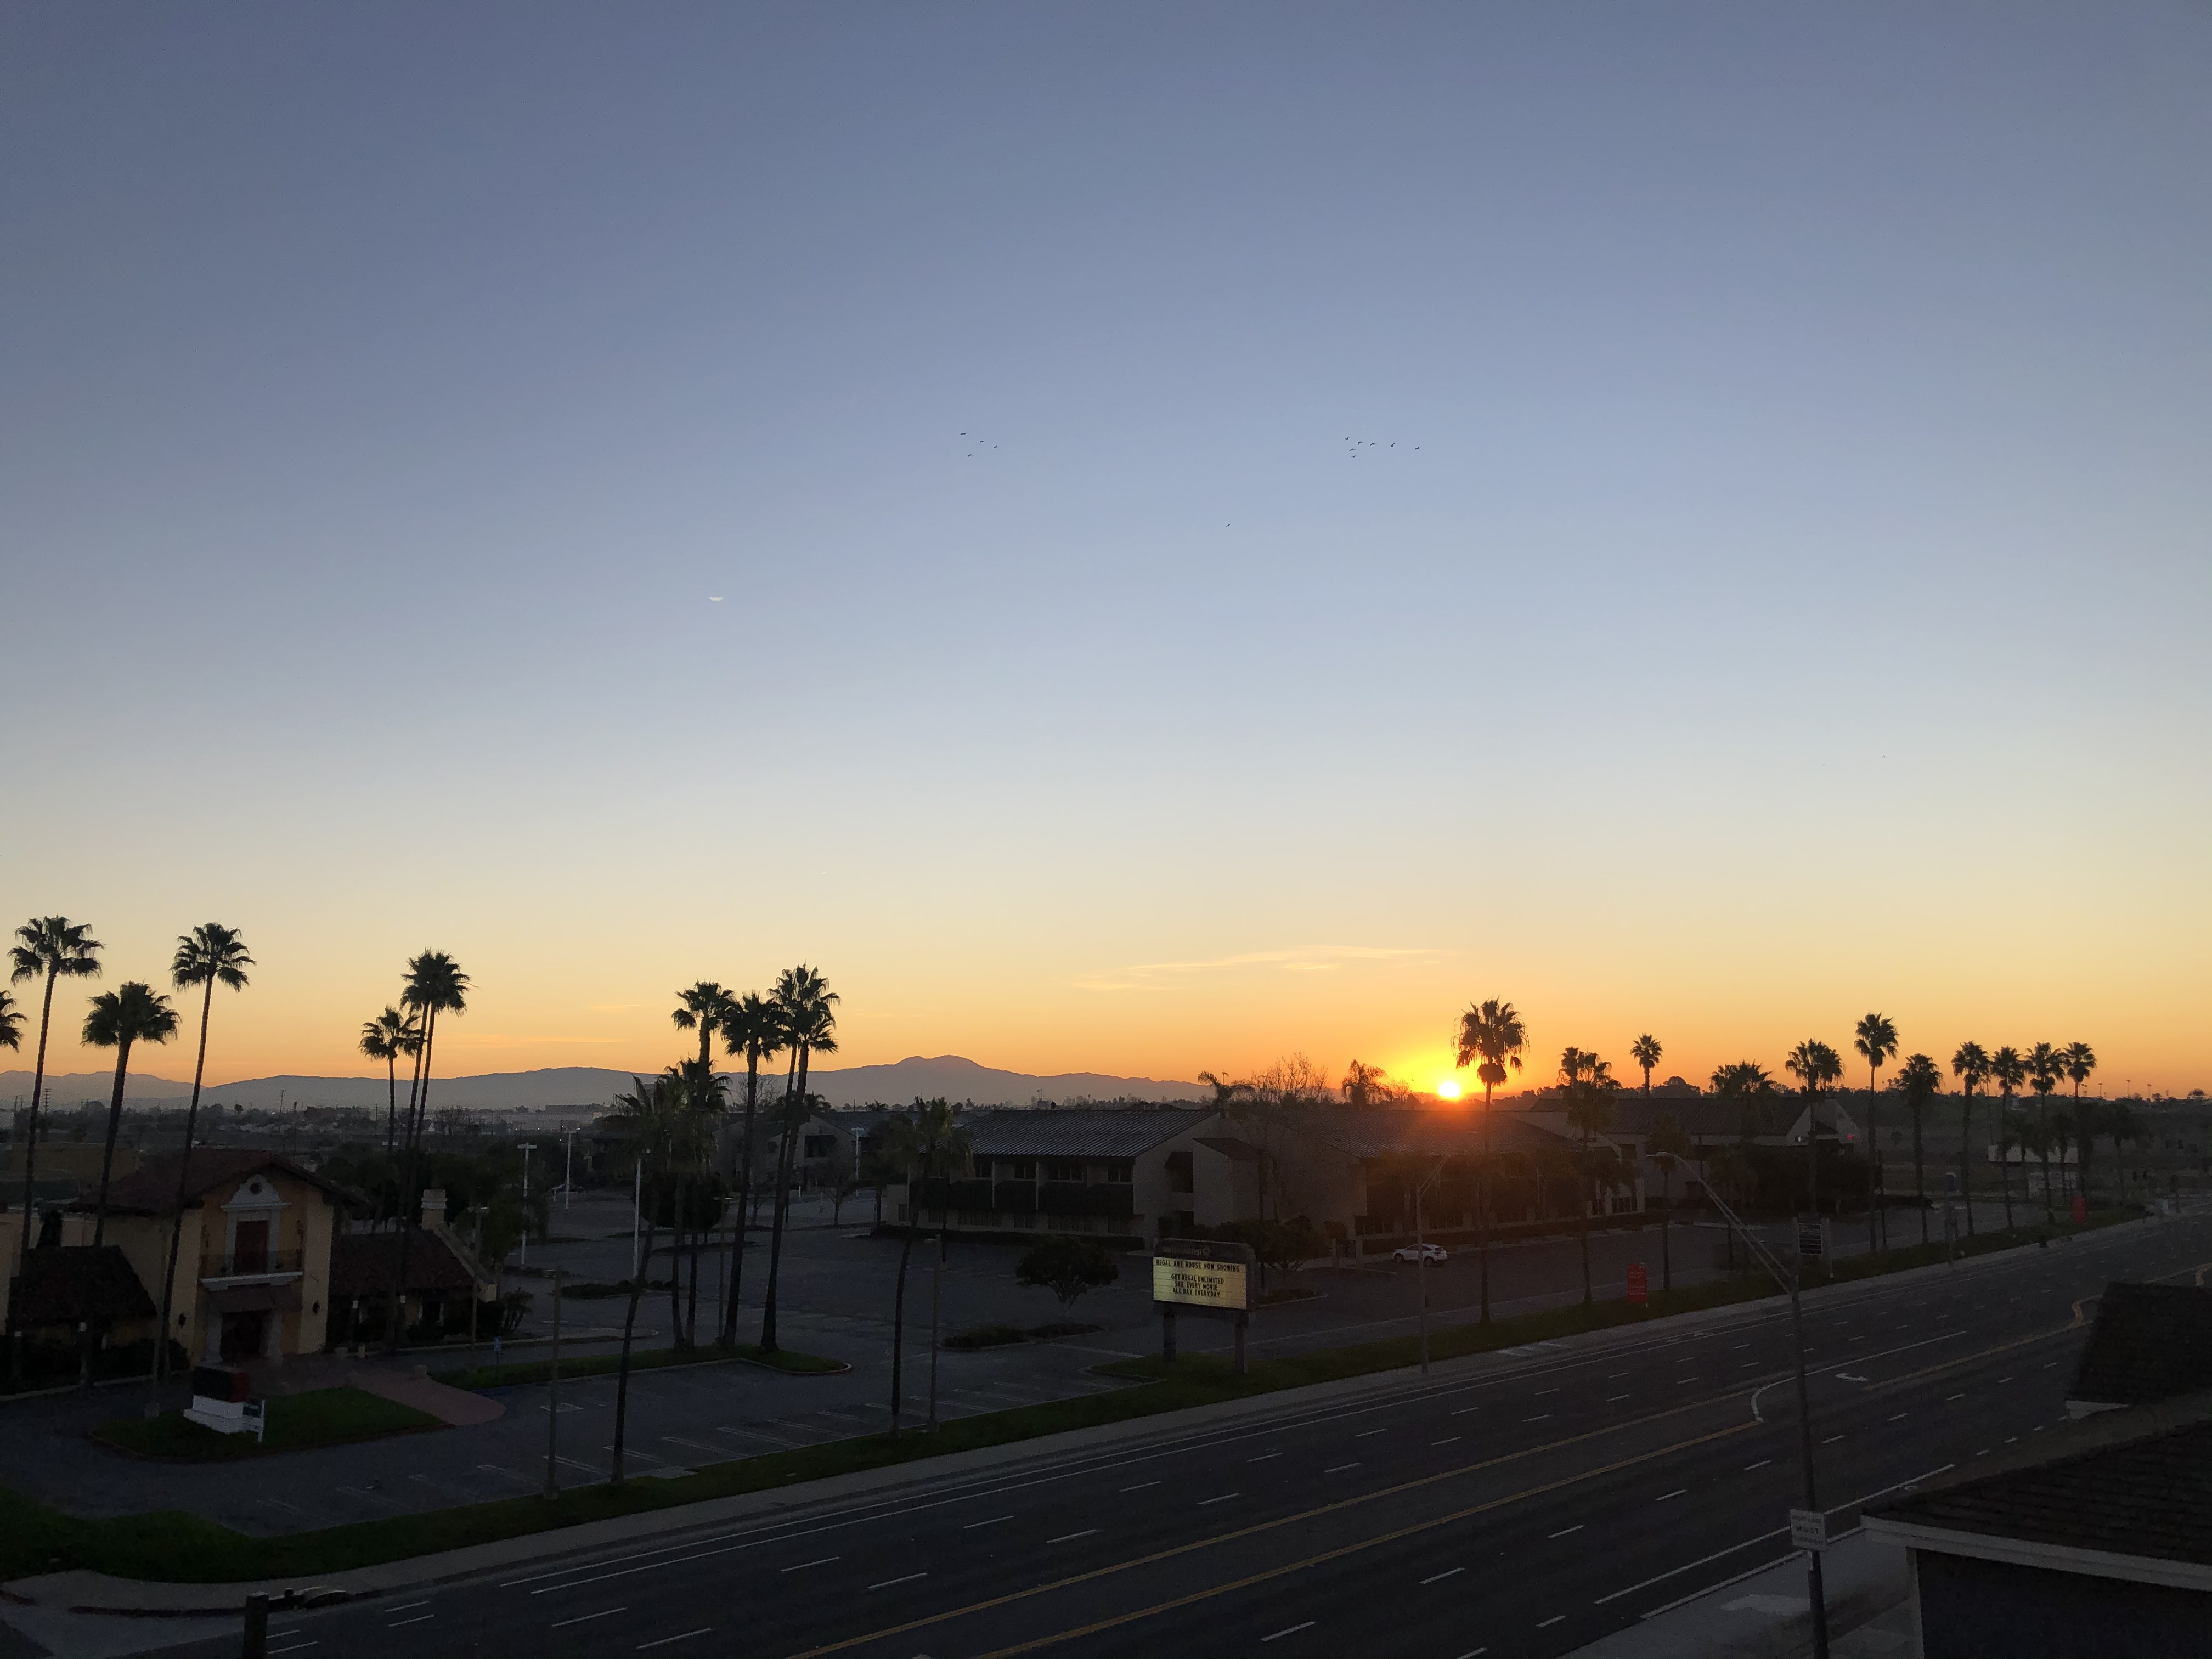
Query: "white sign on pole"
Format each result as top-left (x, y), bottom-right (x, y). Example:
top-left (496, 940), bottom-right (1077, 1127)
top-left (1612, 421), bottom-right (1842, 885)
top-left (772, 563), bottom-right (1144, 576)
top-left (1790, 1508), bottom-right (1830, 1551)
top-left (1152, 1245), bottom-right (1251, 1311)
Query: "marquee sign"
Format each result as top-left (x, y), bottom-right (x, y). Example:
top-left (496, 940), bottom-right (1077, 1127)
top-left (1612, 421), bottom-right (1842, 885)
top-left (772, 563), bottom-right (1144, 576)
top-left (1152, 1238), bottom-right (1254, 1312)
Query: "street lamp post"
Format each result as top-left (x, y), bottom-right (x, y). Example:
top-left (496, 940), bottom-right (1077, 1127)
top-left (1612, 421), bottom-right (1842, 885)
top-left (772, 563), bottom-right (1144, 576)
top-left (1414, 1159), bottom-right (1446, 1375)
top-left (563, 1128), bottom-right (575, 1209)
top-left (1703, 1184), bottom-right (1830, 1658)
top-left (517, 1143), bottom-right (536, 1268)
top-left (542, 1267), bottom-right (562, 1501)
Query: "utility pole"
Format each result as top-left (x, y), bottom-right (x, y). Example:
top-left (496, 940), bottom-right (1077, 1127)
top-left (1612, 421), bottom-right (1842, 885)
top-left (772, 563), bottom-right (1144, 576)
top-left (517, 1143), bottom-right (535, 1269)
top-left (563, 1128), bottom-right (574, 1209)
top-left (1704, 1185), bottom-right (1829, 1658)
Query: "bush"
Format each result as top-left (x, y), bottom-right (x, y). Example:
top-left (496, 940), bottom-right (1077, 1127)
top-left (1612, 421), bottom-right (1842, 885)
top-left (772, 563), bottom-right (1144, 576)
top-left (1015, 1237), bottom-right (1120, 1312)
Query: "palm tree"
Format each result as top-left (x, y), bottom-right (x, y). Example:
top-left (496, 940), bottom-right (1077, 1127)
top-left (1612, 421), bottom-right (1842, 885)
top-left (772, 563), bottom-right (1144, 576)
top-left (1647, 1111), bottom-right (1691, 1295)
top-left (1558, 1047), bottom-right (1617, 1305)
top-left (1630, 1034), bottom-right (1662, 1098)
top-left (2026, 1043), bottom-right (2065, 1221)
top-left (1340, 1061), bottom-right (1387, 1109)
top-left (671, 981), bottom-right (734, 1071)
top-left (2064, 1042), bottom-right (2100, 1201)
top-left (389, 952), bottom-right (469, 1348)
top-left (875, 1099), bottom-right (970, 1435)
top-left (82, 984), bottom-right (179, 1246)
top-left (8, 917), bottom-right (103, 1297)
top-left (667, 1057), bottom-right (728, 1349)
top-left (1894, 1053), bottom-right (1941, 1244)
top-left (0, 990), bottom-right (21, 1056)
top-left (1453, 998), bottom-right (1526, 1325)
top-left (1989, 1045), bottom-right (2027, 1231)
top-left (1853, 1013), bottom-right (1899, 1252)
top-left (759, 965), bottom-right (837, 1354)
top-left (1951, 1042), bottom-right (1989, 1236)
top-left (1785, 1039), bottom-right (1844, 1220)
top-left (1708, 1061), bottom-right (1774, 1266)
top-left (153, 925), bottom-right (253, 1387)
top-left (1196, 1070), bottom-right (1249, 1104)
top-left (716, 991), bottom-right (783, 1343)
top-left (359, 1007), bottom-right (422, 1159)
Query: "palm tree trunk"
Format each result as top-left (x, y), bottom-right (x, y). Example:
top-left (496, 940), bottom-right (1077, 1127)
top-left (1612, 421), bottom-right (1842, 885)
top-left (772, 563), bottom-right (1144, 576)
top-left (889, 1198), bottom-right (916, 1436)
top-left (13, 968), bottom-right (58, 1291)
top-left (389, 1005), bottom-right (437, 1350)
top-left (1578, 1129), bottom-right (1593, 1306)
top-left (92, 1036), bottom-right (136, 1248)
top-left (1868, 1070), bottom-right (1884, 1256)
top-left (1960, 1094), bottom-right (1976, 1237)
top-left (722, 1053), bottom-right (760, 1343)
top-left (667, 1178), bottom-right (688, 1347)
top-left (1913, 1100), bottom-right (1927, 1246)
top-left (612, 1204), bottom-right (659, 1485)
top-left (153, 977), bottom-right (216, 1390)
top-left (756, 1057), bottom-right (800, 1353)
top-left (1477, 1084), bottom-right (1492, 1325)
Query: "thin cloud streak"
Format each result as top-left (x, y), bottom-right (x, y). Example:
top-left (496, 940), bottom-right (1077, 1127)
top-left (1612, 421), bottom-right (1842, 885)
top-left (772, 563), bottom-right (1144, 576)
top-left (1077, 945), bottom-right (1451, 994)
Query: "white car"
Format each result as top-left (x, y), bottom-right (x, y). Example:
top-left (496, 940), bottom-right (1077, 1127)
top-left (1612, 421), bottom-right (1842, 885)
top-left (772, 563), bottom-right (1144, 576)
top-left (1391, 1242), bottom-right (1448, 1263)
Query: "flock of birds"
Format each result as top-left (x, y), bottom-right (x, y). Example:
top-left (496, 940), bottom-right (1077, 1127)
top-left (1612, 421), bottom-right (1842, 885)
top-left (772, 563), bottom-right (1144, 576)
top-left (1344, 436), bottom-right (1418, 457)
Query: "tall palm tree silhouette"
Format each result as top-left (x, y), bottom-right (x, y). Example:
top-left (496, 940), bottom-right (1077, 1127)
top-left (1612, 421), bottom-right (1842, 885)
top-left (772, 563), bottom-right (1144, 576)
top-left (1854, 1014), bottom-right (1899, 1252)
top-left (1559, 1047), bottom-right (1616, 1305)
top-left (1951, 1042), bottom-right (1989, 1236)
top-left (2064, 1042), bottom-right (2100, 1201)
top-left (1454, 998), bottom-right (1526, 1324)
top-left (155, 925), bottom-right (253, 1386)
top-left (8, 917), bottom-right (103, 1302)
top-left (2027, 1042), bottom-right (2064, 1222)
top-left (1989, 1045), bottom-right (2027, 1232)
top-left (1894, 1053), bottom-right (1941, 1244)
top-left (760, 966), bottom-right (837, 1353)
top-left (718, 991), bottom-right (783, 1342)
top-left (671, 982), bottom-right (734, 1071)
top-left (876, 1099), bottom-right (969, 1435)
top-left (359, 1007), bottom-right (422, 1159)
top-left (82, 984), bottom-right (179, 1246)
top-left (390, 952), bottom-right (469, 1348)
top-left (1785, 1039), bottom-right (1844, 1220)
top-left (608, 1070), bottom-right (692, 1482)
top-left (1630, 1034), bottom-right (1662, 1098)
top-left (1647, 1110), bottom-right (1691, 1294)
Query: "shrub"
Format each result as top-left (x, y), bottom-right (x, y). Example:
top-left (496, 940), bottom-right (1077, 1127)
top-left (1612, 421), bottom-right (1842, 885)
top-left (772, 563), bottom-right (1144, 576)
top-left (1015, 1237), bottom-right (1120, 1312)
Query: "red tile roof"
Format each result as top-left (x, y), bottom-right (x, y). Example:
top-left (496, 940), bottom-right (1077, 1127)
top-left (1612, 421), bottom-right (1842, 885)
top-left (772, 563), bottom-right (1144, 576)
top-left (72, 1149), bottom-right (352, 1217)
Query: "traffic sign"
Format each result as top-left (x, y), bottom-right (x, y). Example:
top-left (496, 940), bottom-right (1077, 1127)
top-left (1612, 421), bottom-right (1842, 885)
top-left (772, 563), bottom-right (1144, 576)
top-left (1790, 1508), bottom-right (1829, 1551)
top-left (1625, 1263), bottom-right (1648, 1305)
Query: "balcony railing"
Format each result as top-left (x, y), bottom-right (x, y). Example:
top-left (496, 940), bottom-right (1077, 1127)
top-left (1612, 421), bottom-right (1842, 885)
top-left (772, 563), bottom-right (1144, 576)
top-left (201, 1249), bottom-right (304, 1278)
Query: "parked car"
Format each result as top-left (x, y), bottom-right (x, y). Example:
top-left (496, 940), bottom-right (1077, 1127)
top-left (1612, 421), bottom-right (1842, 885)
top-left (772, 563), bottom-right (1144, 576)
top-left (1391, 1242), bottom-right (1448, 1263)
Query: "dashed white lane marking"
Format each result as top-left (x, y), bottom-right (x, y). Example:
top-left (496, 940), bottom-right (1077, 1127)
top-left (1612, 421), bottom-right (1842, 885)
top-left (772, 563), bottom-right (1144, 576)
top-left (964, 1515), bottom-right (1014, 1529)
top-left (1550, 1525), bottom-right (1584, 1539)
top-left (868, 1572), bottom-right (927, 1590)
top-left (1325, 1463), bottom-right (1360, 1473)
top-left (1199, 1492), bottom-right (1242, 1506)
top-left (1655, 1489), bottom-right (1687, 1503)
top-left (1047, 1530), bottom-right (1098, 1543)
top-left (388, 1616), bottom-right (433, 1628)
top-left (781, 1558), bottom-right (837, 1573)
top-left (1262, 1622), bottom-right (1316, 1642)
top-left (636, 1630), bottom-right (711, 1650)
top-left (1357, 1427), bottom-right (1389, 1437)
top-left (552, 1608), bottom-right (626, 1628)
top-left (1524, 1414), bottom-right (1550, 1423)
top-left (1249, 1452), bottom-right (1283, 1463)
top-left (1120, 1481), bottom-right (1159, 1492)
top-left (1421, 1567), bottom-right (1465, 1584)
top-left (1538, 1614), bottom-right (1566, 1628)
top-left (1744, 1460), bottom-right (1772, 1471)
top-left (1606, 1393), bottom-right (1629, 1402)
top-left (1432, 1436), bottom-right (1460, 1446)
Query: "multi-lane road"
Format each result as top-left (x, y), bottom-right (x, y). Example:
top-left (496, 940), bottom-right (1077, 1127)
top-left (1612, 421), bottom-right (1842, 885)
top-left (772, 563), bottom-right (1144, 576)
top-left (170, 1211), bottom-right (2212, 1659)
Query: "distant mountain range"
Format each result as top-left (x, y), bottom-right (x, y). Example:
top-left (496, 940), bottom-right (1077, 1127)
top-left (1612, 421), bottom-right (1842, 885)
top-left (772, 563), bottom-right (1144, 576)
top-left (0, 1056), bottom-right (1207, 1111)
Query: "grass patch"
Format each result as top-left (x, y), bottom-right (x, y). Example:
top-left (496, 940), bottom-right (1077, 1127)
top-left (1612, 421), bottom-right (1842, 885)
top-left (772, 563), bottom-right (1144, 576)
top-left (91, 1389), bottom-right (441, 1462)
top-left (1259, 1286), bottom-right (1319, 1305)
top-left (435, 1341), bottom-right (841, 1391)
top-left (941, 1322), bottom-right (1103, 1351)
top-left (1, 1207), bottom-right (2142, 1584)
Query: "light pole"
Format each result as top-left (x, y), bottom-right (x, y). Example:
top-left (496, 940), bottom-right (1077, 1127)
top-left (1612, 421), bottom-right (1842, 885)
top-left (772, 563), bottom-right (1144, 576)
top-left (517, 1144), bottom-right (536, 1269)
top-left (542, 1267), bottom-right (562, 1501)
top-left (563, 1128), bottom-right (575, 1209)
top-left (1703, 1184), bottom-right (1830, 1658)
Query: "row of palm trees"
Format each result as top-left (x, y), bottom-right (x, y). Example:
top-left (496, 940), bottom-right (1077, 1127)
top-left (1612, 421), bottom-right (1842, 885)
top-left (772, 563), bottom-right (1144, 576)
top-left (595, 966), bottom-right (838, 1483)
top-left (5, 915), bottom-right (255, 1384)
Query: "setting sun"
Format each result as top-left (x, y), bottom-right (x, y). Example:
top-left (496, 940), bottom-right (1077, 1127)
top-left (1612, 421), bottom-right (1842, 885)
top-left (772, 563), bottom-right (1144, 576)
top-left (1434, 1077), bottom-right (1463, 1100)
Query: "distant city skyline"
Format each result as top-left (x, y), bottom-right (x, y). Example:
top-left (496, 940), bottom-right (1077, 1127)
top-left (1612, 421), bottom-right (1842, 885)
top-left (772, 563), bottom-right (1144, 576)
top-left (8, 7), bottom-right (2207, 1097)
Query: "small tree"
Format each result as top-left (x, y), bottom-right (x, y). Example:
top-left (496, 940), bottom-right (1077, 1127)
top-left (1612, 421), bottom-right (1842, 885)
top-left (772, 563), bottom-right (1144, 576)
top-left (1016, 1236), bottom-right (1120, 1315)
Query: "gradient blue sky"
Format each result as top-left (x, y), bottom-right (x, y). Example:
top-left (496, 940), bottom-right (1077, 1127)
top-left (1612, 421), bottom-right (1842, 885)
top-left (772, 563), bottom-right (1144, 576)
top-left (5, 4), bottom-right (2208, 1092)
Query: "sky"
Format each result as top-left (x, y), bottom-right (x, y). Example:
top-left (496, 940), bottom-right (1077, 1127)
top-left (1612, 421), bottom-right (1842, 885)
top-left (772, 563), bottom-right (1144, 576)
top-left (4, 4), bottom-right (2208, 1098)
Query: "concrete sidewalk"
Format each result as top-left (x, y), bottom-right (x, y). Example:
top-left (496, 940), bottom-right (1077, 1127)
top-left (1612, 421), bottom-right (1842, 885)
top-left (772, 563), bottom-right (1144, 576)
top-left (1560, 1528), bottom-right (1914, 1658)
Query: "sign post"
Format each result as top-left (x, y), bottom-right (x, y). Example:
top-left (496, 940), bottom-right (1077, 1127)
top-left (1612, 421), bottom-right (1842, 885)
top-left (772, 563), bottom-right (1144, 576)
top-left (1153, 1239), bottom-right (1255, 1375)
top-left (1626, 1263), bottom-right (1649, 1306)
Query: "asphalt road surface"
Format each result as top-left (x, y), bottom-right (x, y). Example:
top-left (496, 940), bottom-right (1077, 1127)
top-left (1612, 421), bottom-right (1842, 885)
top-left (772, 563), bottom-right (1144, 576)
top-left (165, 1211), bottom-right (2212, 1659)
